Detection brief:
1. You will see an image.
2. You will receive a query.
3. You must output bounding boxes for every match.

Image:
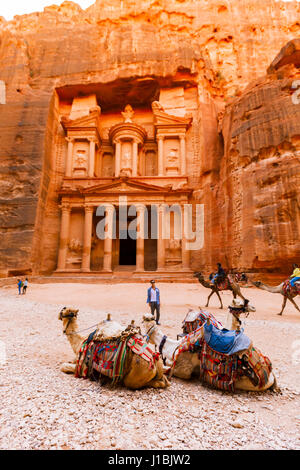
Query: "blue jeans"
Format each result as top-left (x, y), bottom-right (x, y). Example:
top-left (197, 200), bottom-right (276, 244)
top-left (290, 277), bottom-right (300, 287)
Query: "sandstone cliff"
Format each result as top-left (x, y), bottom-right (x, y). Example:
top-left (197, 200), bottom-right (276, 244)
top-left (0, 0), bottom-right (299, 276)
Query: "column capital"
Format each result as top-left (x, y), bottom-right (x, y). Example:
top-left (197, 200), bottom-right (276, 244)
top-left (157, 134), bottom-right (165, 141)
top-left (59, 202), bottom-right (71, 211)
top-left (84, 204), bottom-right (94, 213)
top-left (88, 137), bottom-right (98, 143)
top-left (135, 203), bottom-right (147, 213)
top-left (65, 136), bottom-right (74, 143)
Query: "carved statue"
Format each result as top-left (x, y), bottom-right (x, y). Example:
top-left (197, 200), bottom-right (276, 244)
top-left (168, 238), bottom-right (182, 251)
top-left (121, 104), bottom-right (134, 123)
top-left (68, 239), bottom-right (83, 253)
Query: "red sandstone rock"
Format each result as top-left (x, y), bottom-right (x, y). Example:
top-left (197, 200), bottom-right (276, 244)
top-left (0, 1), bottom-right (299, 277)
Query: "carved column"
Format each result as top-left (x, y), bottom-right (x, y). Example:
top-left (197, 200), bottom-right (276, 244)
top-left (81, 205), bottom-right (94, 272)
top-left (180, 135), bottom-right (186, 175)
top-left (103, 206), bottom-right (114, 272)
top-left (65, 137), bottom-right (74, 177)
top-left (136, 204), bottom-right (145, 272)
top-left (115, 140), bottom-right (121, 177)
top-left (157, 205), bottom-right (165, 271)
top-left (132, 140), bottom-right (138, 177)
top-left (181, 204), bottom-right (190, 270)
top-left (98, 151), bottom-right (103, 177)
top-left (157, 136), bottom-right (164, 176)
top-left (88, 139), bottom-right (96, 178)
top-left (57, 203), bottom-right (71, 271)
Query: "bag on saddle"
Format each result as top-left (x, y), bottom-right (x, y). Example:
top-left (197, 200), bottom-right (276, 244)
top-left (182, 309), bottom-right (222, 334)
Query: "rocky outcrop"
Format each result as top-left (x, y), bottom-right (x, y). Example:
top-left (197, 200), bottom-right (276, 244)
top-left (215, 41), bottom-right (300, 274)
top-left (0, 1), bottom-right (299, 276)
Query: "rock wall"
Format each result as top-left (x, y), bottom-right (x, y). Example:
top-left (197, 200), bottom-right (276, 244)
top-left (0, 0), bottom-right (299, 275)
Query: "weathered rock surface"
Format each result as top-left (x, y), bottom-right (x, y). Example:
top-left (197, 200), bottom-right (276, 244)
top-left (0, 1), bottom-right (299, 276)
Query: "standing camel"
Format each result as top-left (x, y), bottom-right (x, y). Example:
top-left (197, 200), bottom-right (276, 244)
top-left (193, 272), bottom-right (246, 309)
top-left (58, 307), bottom-right (169, 389)
top-left (252, 280), bottom-right (300, 315)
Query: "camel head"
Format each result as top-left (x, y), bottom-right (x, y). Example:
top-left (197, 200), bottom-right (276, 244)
top-left (252, 280), bottom-right (262, 288)
top-left (142, 313), bottom-right (156, 342)
top-left (58, 307), bottom-right (79, 334)
top-left (228, 299), bottom-right (255, 330)
top-left (193, 271), bottom-right (203, 279)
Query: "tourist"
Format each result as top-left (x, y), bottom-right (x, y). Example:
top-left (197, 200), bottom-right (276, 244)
top-left (146, 280), bottom-right (160, 325)
top-left (211, 263), bottom-right (226, 285)
top-left (290, 263), bottom-right (300, 287)
top-left (22, 278), bottom-right (28, 295)
top-left (17, 279), bottom-right (23, 295)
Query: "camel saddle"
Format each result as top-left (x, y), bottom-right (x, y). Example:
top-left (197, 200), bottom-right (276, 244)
top-left (204, 322), bottom-right (251, 355)
top-left (215, 276), bottom-right (230, 290)
top-left (75, 325), bottom-right (160, 383)
top-left (283, 279), bottom-right (300, 296)
top-left (182, 309), bottom-right (223, 335)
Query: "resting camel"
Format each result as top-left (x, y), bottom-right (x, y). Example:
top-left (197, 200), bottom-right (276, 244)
top-left (142, 304), bottom-right (277, 392)
top-left (58, 307), bottom-right (169, 389)
top-left (252, 280), bottom-right (300, 316)
top-left (193, 271), bottom-right (246, 309)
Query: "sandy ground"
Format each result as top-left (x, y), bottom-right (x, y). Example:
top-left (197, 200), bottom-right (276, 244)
top-left (0, 282), bottom-right (299, 450)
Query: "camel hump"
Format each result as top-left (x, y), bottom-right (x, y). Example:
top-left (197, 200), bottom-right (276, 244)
top-left (95, 319), bottom-right (124, 341)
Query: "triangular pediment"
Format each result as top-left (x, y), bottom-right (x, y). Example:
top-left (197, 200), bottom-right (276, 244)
top-left (153, 110), bottom-right (192, 127)
top-left (61, 108), bottom-right (101, 131)
top-left (151, 102), bottom-right (192, 128)
top-left (83, 178), bottom-right (167, 194)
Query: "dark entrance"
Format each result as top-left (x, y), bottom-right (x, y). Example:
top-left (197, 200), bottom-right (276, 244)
top-left (119, 237), bottom-right (136, 265)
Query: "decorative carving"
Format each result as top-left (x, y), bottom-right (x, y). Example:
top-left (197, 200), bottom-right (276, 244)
top-left (121, 104), bottom-right (134, 123)
top-left (166, 148), bottom-right (179, 175)
top-left (151, 101), bottom-right (164, 113)
top-left (68, 238), bottom-right (83, 253)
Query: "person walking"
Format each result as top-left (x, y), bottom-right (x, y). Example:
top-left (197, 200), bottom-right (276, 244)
top-left (147, 280), bottom-right (161, 325)
top-left (22, 278), bottom-right (28, 294)
top-left (17, 279), bottom-right (23, 295)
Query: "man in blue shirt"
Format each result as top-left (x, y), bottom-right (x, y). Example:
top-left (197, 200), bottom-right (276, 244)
top-left (147, 280), bottom-right (160, 325)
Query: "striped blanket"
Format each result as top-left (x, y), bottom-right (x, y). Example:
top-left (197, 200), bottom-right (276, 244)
top-left (75, 334), bottom-right (159, 383)
top-left (283, 279), bottom-right (300, 296)
top-left (172, 329), bottom-right (272, 392)
top-left (182, 309), bottom-right (223, 334)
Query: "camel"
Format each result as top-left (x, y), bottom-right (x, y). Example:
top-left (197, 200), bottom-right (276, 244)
top-left (58, 307), bottom-right (169, 389)
top-left (193, 271), bottom-right (247, 309)
top-left (142, 303), bottom-right (277, 392)
top-left (252, 280), bottom-right (300, 316)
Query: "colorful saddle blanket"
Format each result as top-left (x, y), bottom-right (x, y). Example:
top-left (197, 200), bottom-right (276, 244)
top-left (215, 277), bottom-right (230, 290)
top-left (75, 334), bottom-right (159, 383)
top-left (283, 279), bottom-right (300, 296)
top-left (204, 323), bottom-right (251, 355)
top-left (198, 342), bottom-right (272, 392)
top-left (172, 328), bottom-right (272, 392)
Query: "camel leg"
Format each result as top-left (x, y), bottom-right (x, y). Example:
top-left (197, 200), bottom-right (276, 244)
top-left (277, 296), bottom-right (287, 315)
top-left (206, 290), bottom-right (214, 307)
top-left (61, 362), bottom-right (76, 374)
top-left (288, 296), bottom-right (300, 313)
top-left (216, 290), bottom-right (223, 309)
top-left (147, 375), bottom-right (170, 388)
top-left (236, 287), bottom-right (246, 301)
